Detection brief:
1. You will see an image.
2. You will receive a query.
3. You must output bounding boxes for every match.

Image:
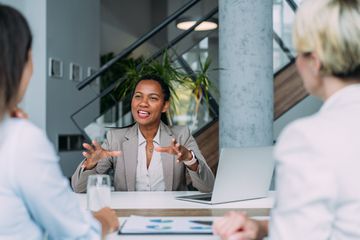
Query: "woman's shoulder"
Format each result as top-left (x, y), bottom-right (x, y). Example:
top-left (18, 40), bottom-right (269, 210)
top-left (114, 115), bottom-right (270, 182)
top-left (282, 109), bottom-right (342, 143)
top-left (276, 112), bottom-right (337, 159)
top-left (5, 118), bottom-right (44, 139)
top-left (168, 124), bottom-right (188, 131)
top-left (165, 124), bottom-right (191, 138)
top-left (2, 118), bottom-right (56, 161)
top-left (280, 112), bottom-right (324, 138)
top-left (106, 123), bottom-right (137, 140)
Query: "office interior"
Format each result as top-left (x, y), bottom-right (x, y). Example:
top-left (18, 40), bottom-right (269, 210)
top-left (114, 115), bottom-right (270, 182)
top-left (2, 0), bottom-right (322, 179)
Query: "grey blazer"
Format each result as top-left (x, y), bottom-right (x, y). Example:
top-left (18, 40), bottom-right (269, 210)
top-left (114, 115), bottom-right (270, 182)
top-left (71, 122), bottom-right (214, 193)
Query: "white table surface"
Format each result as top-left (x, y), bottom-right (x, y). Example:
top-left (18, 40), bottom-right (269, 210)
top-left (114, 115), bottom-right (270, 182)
top-left (76, 191), bottom-right (274, 240)
top-left (76, 191), bottom-right (275, 210)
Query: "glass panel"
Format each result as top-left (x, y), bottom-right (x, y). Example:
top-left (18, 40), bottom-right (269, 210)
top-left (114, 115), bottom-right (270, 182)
top-left (175, 26), bottom-right (219, 103)
top-left (293, 0), bottom-right (303, 6)
top-left (170, 81), bottom-right (215, 134)
top-left (273, 39), bottom-right (291, 72)
top-left (73, 3), bottom-right (220, 140)
top-left (273, 0), bottom-right (296, 56)
top-left (72, 88), bottom-right (133, 142)
top-left (166, 30), bottom-right (218, 133)
top-left (74, 0), bottom-right (307, 141)
top-left (199, 37), bottom-right (209, 49)
top-left (73, 78), bottom-right (217, 141)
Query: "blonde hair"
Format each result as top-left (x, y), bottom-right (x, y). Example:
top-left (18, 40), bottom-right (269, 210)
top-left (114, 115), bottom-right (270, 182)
top-left (293, 0), bottom-right (360, 79)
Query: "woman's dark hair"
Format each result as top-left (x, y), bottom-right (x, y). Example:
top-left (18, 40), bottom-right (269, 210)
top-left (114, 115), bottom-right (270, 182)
top-left (132, 74), bottom-right (171, 101)
top-left (0, 5), bottom-right (32, 118)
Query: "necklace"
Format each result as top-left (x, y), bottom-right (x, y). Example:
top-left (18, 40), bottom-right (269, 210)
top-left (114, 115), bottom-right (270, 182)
top-left (148, 145), bottom-right (154, 153)
top-left (146, 140), bottom-right (154, 153)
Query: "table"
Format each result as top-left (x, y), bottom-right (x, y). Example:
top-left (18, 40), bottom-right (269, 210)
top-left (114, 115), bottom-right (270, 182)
top-left (76, 191), bottom-right (274, 217)
top-left (76, 191), bottom-right (274, 239)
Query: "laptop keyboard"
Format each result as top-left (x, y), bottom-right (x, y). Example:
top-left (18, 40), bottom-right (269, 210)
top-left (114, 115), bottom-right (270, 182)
top-left (195, 196), bottom-right (212, 201)
top-left (179, 193), bottom-right (213, 201)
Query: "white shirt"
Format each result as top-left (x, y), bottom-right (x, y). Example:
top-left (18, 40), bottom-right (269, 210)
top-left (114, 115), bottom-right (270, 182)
top-left (135, 127), bottom-right (165, 191)
top-left (0, 117), bottom-right (101, 239)
top-left (270, 84), bottom-right (360, 240)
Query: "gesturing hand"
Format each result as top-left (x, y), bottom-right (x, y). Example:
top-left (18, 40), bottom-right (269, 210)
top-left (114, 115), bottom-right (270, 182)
top-left (155, 138), bottom-right (193, 162)
top-left (81, 140), bottom-right (121, 170)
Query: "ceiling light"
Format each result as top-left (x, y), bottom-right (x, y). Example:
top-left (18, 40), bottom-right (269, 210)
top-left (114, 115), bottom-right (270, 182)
top-left (176, 17), bottom-right (218, 31)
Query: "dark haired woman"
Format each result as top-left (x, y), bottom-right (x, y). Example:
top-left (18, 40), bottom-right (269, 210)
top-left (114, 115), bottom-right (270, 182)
top-left (72, 75), bottom-right (215, 192)
top-left (0, 4), bottom-right (118, 239)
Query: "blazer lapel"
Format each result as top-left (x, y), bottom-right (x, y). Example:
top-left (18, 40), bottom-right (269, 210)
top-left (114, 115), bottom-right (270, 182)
top-left (123, 124), bottom-right (138, 191)
top-left (160, 122), bottom-right (175, 191)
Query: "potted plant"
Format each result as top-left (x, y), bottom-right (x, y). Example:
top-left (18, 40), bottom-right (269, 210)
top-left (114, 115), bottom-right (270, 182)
top-left (191, 57), bottom-right (213, 116)
top-left (100, 51), bottom-right (216, 127)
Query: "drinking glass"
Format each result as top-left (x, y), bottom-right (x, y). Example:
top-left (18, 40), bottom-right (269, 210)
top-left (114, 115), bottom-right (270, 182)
top-left (87, 174), bottom-right (111, 211)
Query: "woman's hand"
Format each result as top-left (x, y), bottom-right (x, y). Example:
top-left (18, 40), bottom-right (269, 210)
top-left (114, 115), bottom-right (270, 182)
top-left (93, 207), bottom-right (119, 237)
top-left (155, 138), bottom-right (198, 171)
top-left (81, 140), bottom-right (121, 170)
top-left (212, 211), bottom-right (268, 240)
top-left (155, 139), bottom-right (192, 162)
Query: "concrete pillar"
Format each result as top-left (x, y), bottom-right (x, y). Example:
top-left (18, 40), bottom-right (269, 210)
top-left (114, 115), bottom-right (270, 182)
top-left (219, 0), bottom-right (273, 148)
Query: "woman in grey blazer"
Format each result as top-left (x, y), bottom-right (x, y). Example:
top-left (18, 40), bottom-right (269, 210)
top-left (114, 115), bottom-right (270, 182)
top-left (72, 75), bottom-right (215, 193)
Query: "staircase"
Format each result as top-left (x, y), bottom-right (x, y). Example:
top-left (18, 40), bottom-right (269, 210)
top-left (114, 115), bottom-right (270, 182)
top-left (72, 0), bottom-right (307, 177)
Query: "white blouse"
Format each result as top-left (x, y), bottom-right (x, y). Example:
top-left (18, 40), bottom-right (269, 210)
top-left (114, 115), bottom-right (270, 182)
top-left (135, 127), bottom-right (165, 191)
top-left (271, 84), bottom-right (360, 240)
top-left (0, 116), bottom-right (101, 239)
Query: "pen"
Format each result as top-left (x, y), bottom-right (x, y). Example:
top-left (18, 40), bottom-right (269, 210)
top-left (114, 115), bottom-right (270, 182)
top-left (189, 220), bottom-right (213, 226)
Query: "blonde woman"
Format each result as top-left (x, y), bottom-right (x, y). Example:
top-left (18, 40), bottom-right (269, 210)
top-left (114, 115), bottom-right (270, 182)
top-left (213, 0), bottom-right (360, 239)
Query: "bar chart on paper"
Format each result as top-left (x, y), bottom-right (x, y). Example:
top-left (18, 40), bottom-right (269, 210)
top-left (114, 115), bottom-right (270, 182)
top-left (119, 216), bottom-right (213, 235)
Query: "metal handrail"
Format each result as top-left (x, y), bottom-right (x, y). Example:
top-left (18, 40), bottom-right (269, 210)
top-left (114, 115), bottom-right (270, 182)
top-left (74, 6), bottom-right (219, 114)
top-left (285, 0), bottom-right (298, 11)
top-left (72, 4), bottom-right (219, 116)
top-left (72, 0), bottom-right (300, 139)
top-left (78, 0), bottom-right (297, 91)
top-left (71, 31), bottom-right (220, 136)
top-left (77, 0), bottom-right (201, 90)
top-left (149, 7), bottom-right (218, 62)
top-left (273, 0), bottom-right (298, 61)
top-left (273, 31), bottom-right (294, 61)
top-left (273, 0), bottom-right (309, 121)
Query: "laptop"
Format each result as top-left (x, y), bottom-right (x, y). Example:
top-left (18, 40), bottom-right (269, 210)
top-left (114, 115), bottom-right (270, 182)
top-left (176, 146), bottom-right (275, 205)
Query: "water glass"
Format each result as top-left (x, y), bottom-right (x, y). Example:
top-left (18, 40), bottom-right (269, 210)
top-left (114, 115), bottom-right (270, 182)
top-left (87, 174), bottom-right (111, 211)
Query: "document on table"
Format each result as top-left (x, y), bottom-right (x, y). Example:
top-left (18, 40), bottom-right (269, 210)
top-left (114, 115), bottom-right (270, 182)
top-left (119, 216), bottom-right (213, 235)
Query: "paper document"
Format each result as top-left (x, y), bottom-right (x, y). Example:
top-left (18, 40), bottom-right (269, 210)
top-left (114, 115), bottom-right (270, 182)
top-left (119, 216), bottom-right (213, 235)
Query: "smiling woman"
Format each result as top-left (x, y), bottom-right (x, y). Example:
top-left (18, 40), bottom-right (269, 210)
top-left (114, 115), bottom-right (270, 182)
top-left (72, 75), bottom-right (215, 193)
top-left (131, 76), bottom-right (170, 130)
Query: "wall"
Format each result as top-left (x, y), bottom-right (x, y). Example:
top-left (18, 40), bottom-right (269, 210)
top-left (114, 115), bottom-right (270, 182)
top-left (46, 0), bottom-right (100, 177)
top-left (1, 0), bottom-right (47, 130)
